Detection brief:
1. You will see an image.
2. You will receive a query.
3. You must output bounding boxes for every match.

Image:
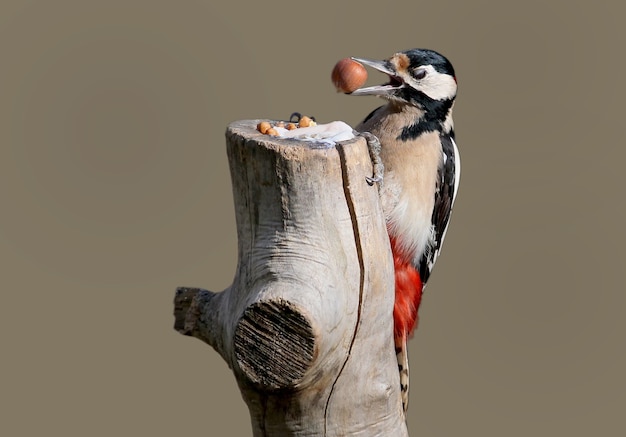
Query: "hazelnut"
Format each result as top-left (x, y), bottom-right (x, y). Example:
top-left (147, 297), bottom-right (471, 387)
top-left (257, 121), bottom-right (271, 134)
top-left (298, 116), bottom-right (315, 128)
top-left (266, 127), bottom-right (279, 136)
top-left (286, 123), bottom-right (297, 130)
top-left (331, 58), bottom-right (368, 93)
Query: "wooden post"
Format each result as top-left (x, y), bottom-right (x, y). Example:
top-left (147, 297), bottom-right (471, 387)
top-left (173, 120), bottom-right (408, 436)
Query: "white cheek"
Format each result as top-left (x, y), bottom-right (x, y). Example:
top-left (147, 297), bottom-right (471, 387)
top-left (421, 72), bottom-right (457, 100)
top-left (406, 66), bottom-right (457, 101)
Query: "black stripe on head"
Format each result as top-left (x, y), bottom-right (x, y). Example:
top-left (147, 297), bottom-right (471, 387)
top-left (404, 49), bottom-right (455, 79)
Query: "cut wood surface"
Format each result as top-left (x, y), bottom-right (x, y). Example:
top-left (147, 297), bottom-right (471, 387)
top-left (173, 120), bottom-right (408, 436)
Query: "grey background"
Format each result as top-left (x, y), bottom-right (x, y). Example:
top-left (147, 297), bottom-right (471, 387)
top-left (2, 1), bottom-right (624, 435)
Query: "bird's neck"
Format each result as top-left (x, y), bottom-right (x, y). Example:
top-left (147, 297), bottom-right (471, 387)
top-left (394, 99), bottom-right (455, 141)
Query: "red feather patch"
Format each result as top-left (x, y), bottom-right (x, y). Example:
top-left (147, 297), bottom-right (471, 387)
top-left (390, 237), bottom-right (424, 341)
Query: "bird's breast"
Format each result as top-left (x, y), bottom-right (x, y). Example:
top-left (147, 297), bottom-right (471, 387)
top-left (378, 131), bottom-right (443, 265)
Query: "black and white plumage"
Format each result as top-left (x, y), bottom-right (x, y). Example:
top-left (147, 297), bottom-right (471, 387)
top-left (349, 48), bottom-right (460, 414)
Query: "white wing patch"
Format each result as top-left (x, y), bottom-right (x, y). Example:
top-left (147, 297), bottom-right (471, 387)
top-left (452, 138), bottom-right (461, 200)
top-left (424, 137), bottom-right (460, 281)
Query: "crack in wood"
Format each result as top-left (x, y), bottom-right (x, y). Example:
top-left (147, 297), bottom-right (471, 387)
top-left (323, 143), bottom-right (368, 436)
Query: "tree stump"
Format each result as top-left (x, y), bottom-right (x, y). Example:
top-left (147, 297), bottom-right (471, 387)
top-left (173, 120), bottom-right (408, 436)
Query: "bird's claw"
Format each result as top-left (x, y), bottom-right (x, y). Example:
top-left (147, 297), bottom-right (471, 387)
top-left (365, 175), bottom-right (383, 186)
top-left (360, 132), bottom-right (384, 187)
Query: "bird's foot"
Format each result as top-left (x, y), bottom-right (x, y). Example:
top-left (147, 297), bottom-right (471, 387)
top-left (360, 132), bottom-right (384, 187)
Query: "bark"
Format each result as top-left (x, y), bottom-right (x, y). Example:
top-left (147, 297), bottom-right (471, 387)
top-left (173, 120), bottom-right (408, 436)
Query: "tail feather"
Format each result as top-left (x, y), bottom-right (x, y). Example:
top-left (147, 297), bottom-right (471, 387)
top-left (396, 336), bottom-right (410, 413)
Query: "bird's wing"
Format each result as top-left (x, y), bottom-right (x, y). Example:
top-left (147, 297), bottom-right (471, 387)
top-left (419, 134), bottom-right (460, 284)
top-left (355, 105), bottom-right (385, 131)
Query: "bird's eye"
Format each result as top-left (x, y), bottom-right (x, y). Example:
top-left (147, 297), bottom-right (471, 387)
top-left (414, 69), bottom-right (427, 80)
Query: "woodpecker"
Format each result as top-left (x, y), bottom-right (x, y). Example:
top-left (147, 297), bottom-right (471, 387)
top-left (349, 49), bottom-right (460, 413)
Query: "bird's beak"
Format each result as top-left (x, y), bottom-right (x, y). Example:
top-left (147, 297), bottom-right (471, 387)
top-left (349, 57), bottom-right (405, 96)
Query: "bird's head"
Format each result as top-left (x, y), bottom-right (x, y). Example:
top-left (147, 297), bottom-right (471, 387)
top-left (350, 49), bottom-right (457, 109)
